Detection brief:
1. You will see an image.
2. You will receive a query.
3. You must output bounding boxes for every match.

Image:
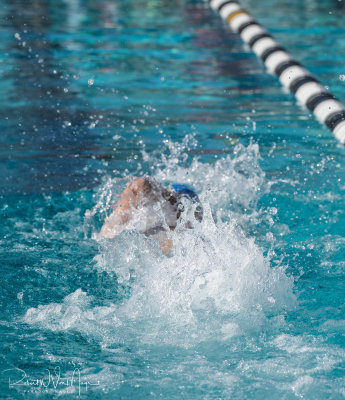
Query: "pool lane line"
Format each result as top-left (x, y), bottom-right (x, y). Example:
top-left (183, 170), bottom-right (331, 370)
top-left (207, 0), bottom-right (345, 144)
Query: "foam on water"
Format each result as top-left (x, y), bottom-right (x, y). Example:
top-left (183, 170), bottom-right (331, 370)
top-left (21, 138), bottom-right (314, 397)
top-left (20, 138), bottom-right (345, 398)
top-left (24, 139), bottom-right (296, 345)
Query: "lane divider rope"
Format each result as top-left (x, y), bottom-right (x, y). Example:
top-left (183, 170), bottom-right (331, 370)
top-left (207, 0), bottom-right (345, 144)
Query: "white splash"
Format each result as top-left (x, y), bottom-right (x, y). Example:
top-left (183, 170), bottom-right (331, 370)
top-left (24, 139), bottom-right (296, 348)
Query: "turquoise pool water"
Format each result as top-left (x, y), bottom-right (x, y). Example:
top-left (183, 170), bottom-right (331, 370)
top-left (2, 0), bottom-right (345, 398)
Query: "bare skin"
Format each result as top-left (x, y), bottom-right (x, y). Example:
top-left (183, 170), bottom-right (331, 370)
top-left (99, 177), bottom-right (179, 253)
top-left (100, 176), bottom-right (203, 254)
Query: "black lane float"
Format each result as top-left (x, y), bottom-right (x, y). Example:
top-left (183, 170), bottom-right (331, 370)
top-left (208, 0), bottom-right (345, 144)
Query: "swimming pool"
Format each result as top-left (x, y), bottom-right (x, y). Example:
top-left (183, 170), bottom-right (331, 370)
top-left (2, 0), bottom-right (345, 398)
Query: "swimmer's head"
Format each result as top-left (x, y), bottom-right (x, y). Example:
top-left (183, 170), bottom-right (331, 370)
top-left (171, 184), bottom-right (203, 223)
top-left (130, 177), bottom-right (203, 226)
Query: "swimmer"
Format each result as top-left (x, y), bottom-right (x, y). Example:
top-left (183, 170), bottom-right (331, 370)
top-left (99, 176), bottom-right (203, 253)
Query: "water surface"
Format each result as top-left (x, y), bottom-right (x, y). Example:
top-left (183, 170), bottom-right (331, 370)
top-left (2, 0), bottom-right (345, 398)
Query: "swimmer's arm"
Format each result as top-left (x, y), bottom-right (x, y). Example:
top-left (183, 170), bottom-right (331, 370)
top-left (150, 230), bottom-right (173, 254)
top-left (159, 236), bottom-right (173, 254)
top-left (99, 185), bottom-right (135, 238)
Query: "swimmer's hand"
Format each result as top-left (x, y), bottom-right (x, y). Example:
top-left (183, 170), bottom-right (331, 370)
top-left (99, 183), bottom-right (135, 239)
top-left (159, 235), bottom-right (173, 254)
top-left (99, 212), bottom-right (125, 239)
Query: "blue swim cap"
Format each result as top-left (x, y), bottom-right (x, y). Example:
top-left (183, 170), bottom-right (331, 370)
top-left (172, 184), bottom-right (197, 199)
